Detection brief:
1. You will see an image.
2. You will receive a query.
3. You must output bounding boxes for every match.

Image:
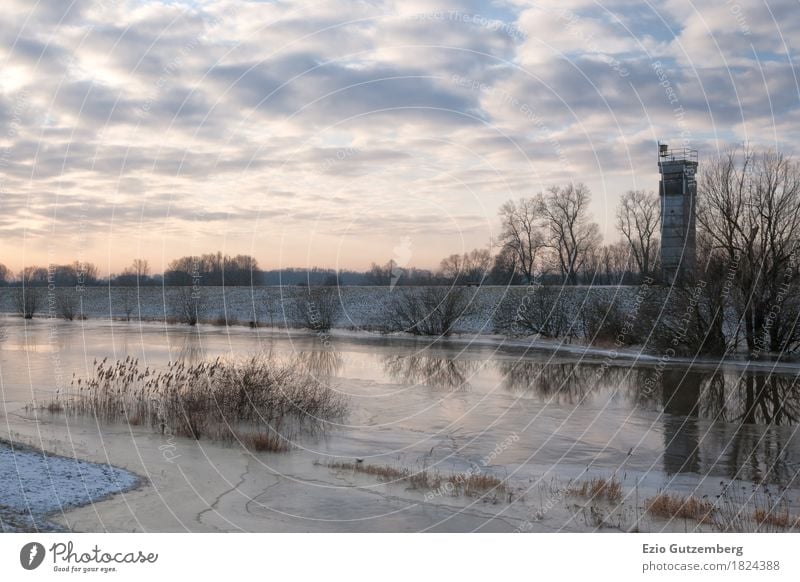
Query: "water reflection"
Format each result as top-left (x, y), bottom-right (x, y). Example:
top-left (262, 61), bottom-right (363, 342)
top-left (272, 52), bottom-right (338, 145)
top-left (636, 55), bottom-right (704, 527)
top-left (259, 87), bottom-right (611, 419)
top-left (496, 361), bottom-right (800, 484)
top-left (704, 373), bottom-right (800, 426)
top-left (295, 349), bottom-right (344, 378)
top-left (661, 369), bottom-right (701, 475)
top-left (172, 331), bottom-right (207, 364)
top-left (654, 369), bottom-right (800, 484)
top-left (382, 354), bottom-right (477, 390)
top-left (497, 360), bottom-right (637, 405)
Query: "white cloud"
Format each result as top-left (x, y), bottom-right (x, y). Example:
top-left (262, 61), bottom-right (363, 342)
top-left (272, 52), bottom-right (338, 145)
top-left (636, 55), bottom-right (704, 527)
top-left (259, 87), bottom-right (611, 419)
top-left (0, 0), bottom-right (797, 271)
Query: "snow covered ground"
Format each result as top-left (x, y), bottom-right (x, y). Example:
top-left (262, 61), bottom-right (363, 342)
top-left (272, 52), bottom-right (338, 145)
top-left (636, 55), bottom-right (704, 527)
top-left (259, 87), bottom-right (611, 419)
top-left (0, 440), bottom-right (139, 532)
top-left (0, 285), bottom-right (638, 333)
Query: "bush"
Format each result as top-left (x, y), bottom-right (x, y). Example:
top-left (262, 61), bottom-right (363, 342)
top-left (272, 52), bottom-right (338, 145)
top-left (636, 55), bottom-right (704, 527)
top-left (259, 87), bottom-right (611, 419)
top-left (493, 285), bottom-right (570, 338)
top-left (580, 295), bottom-right (630, 346)
top-left (170, 286), bottom-right (205, 326)
top-left (641, 281), bottom-right (729, 357)
top-left (13, 287), bottom-right (41, 319)
top-left (386, 286), bottom-right (474, 336)
top-left (57, 293), bottom-right (78, 321)
top-left (294, 287), bottom-right (341, 331)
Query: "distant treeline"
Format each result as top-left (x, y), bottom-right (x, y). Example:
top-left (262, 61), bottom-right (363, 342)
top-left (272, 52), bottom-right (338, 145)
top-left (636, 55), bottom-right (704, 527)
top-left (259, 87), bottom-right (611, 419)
top-left (0, 246), bottom-right (642, 289)
top-left (1, 182), bottom-right (660, 288)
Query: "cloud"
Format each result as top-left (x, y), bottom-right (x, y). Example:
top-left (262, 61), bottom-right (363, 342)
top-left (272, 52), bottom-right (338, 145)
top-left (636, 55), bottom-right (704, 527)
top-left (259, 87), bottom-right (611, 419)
top-left (1, 0), bottom-right (798, 271)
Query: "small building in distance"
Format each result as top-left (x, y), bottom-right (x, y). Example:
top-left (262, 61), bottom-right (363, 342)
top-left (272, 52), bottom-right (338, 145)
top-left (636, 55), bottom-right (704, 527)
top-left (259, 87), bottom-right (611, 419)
top-left (658, 143), bottom-right (698, 283)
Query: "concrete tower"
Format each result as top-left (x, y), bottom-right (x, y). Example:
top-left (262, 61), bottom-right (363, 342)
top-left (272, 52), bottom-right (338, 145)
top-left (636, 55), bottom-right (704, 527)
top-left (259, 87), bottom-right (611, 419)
top-left (658, 143), bottom-right (698, 283)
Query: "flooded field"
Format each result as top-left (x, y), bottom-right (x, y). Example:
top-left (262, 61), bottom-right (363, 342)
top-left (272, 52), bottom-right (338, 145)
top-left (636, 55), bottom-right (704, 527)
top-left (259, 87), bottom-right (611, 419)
top-left (2, 317), bottom-right (799, 532)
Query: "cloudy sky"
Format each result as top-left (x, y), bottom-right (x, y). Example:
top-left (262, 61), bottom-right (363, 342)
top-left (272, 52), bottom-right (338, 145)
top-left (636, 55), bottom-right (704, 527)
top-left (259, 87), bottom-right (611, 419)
top-left (1, 0), bottom-right (798, 274)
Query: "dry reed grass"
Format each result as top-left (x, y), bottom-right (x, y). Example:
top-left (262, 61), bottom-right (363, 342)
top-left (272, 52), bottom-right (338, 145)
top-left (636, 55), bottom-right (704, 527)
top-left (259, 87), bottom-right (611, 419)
top-left (645, 493), bottom-right (715, 523)
top-left (753, 508), bottom-right (800, 530)
top-left (567, 477), bottom-right (623, 503)
top-left (47, 354), bottom-right (347, 452)
top-left (323, 461), bottom-right (507, 498)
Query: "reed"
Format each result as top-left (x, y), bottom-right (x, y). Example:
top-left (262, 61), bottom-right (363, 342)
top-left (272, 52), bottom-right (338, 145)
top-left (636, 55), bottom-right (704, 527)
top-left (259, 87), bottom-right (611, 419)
top-left (323, 461), bottom-right (508, 498)
top-left (49, 354), bottom-right (348, 451)
top-left (567, 477), bottom-right (623, 503)
top-left (645, 493), bottom-right (715, 523)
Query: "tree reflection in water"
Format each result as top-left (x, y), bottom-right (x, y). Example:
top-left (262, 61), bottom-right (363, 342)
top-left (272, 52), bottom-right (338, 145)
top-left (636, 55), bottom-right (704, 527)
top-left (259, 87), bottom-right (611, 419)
top-left (382, 354), bottom-right (478, 390)
top-left (294, 349), bottom-right (344, 378)
top-left (496, 359), bottom-right (800, 485)
top-left (499, 360), bottom-right (586, 404)
top-left (173, 331), bottom-right (206, 365)
top-left (652, 369), bottom-right (800, 485)
top-left (496, 359), bottom-right (633, 405)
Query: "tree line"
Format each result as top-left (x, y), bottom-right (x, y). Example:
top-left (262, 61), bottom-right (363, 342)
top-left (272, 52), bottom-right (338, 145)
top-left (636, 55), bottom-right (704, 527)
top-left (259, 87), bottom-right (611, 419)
top-left (0, 182), bottom-right (657, 289)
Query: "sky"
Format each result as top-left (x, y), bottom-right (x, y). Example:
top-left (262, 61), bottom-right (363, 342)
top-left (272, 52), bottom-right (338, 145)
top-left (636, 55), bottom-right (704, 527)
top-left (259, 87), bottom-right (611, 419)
top-left (1, 0), bottom-right (798, 275)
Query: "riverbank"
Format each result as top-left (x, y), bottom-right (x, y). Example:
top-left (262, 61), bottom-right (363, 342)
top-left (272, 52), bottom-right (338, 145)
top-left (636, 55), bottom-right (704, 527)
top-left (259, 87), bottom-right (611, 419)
top-left (0, 439), bottom-right (140, 532)
top-left (0, 284), bottom-right (638, 333)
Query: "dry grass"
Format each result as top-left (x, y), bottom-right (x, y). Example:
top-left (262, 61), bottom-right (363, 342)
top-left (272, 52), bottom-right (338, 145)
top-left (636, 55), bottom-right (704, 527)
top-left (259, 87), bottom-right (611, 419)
top-left (323, 461), bottom-right (507, 498)
top-left (236, 430), bottom-right (292, 453)
top-left (645, 493), bottom-right (715, 523)
top-left (753, 508), bottom-right (800, 530)
top-left (567, 477), bottom-right (623, 503)
top-left (46, 354), bottom-right (348, 452)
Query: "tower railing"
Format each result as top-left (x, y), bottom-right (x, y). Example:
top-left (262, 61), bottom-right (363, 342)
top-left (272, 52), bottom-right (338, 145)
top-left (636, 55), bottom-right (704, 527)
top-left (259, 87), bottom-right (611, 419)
top-left (658, 147), bottom-right (698, 164)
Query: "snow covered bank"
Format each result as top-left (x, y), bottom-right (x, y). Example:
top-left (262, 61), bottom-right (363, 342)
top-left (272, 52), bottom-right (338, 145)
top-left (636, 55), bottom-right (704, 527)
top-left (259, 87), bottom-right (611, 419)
top-left (0, 285), bottom-right (638, 333)
top-left (0, 440), bottom-right (140, 532)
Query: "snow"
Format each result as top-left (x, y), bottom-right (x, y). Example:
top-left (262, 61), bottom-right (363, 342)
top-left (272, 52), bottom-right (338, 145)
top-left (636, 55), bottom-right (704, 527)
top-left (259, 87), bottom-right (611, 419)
top-left (0, 285), bottom-right (639, 334)
top-left (0, 441), bottom-right (139, 531)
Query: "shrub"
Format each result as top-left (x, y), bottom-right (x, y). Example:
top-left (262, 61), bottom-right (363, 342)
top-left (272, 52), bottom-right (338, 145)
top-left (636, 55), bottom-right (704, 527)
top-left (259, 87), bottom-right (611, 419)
top-left (294, 287), bottom-right (341, 331)
top-left (56, 293), bottom-right (78, 321)
top-left (13, 287), bottom-right (41, 319)
top-left (640, 281), bottom-right (729, 357)
top-left (386, 286), bottom-right (474, 336)
top-left (493, 285), bottom-right (570, 338)
top-left (580, 296), bottom-right (630, 346)
top-left (170, 286), bottom-right (205, 326)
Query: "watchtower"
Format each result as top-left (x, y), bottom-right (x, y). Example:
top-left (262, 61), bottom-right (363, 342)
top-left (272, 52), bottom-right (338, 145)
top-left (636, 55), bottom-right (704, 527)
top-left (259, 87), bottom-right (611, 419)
top-left (658, 143), bottom-right (698, 283)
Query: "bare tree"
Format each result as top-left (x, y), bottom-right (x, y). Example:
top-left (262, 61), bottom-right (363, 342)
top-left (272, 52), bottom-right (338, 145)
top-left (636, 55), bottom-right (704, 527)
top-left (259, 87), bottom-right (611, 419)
top-left (439, 248), bottom-right (492, 284)
top-left (132, 258), bottom-right (150, 279)
top-left (697, 147), bottom-right (800, 357)
top-left (13, 287), bottom-right (40, 319)
top-left (294, 287), bottom-right (341, 332)
top-left (120, 287), bottom-right (136, 321)
top-left (493, 286), bottom-right (570, 338)
top-left (498, 198), bottom-right (546, 283)
top-left (171, 286), bottom-right (205, 326)
top-left (387, 287), bottom-right (474, 336)
top-left (616, 189), bottom-right (659, 279)
top-left (537, 183), bottom-right (602, 285)
top-left (56, 293), bottom-right (77, 321)
top-left (14, 266), bottom-right (45, 318)
top-left (582, 241), bottom-right (632, 284)
top-left (0, 263), bottom-right (10, 285)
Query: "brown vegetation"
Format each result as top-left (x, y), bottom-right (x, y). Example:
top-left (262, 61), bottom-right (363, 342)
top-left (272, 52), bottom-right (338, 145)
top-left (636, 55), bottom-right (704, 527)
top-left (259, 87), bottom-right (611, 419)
top-left (323, 461), bottom-right (507, 498)
top-left (567, 477), bottom-right (623, 503)
top-left (753, 508), bottom-right (800, 530)
top-left (645, 493), bottom-right (715, 523)
top-left (47, 354), bottom-right (347, 452)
